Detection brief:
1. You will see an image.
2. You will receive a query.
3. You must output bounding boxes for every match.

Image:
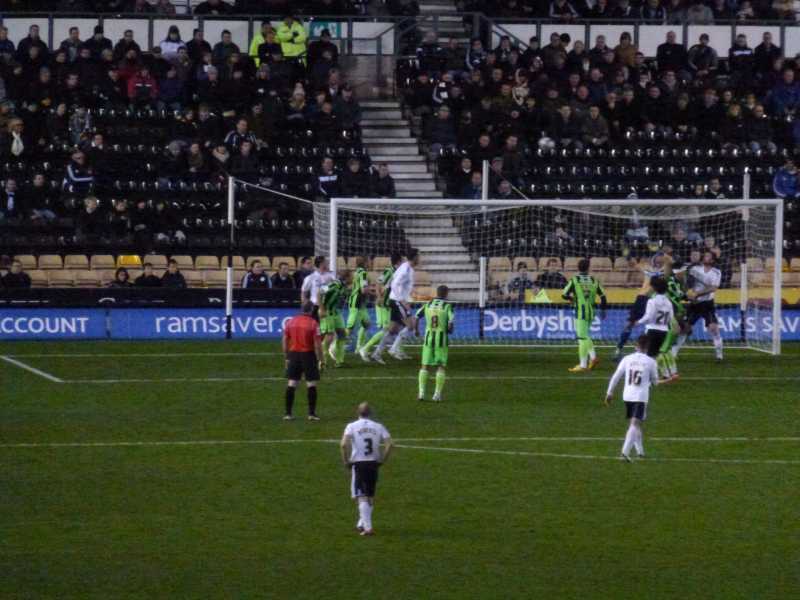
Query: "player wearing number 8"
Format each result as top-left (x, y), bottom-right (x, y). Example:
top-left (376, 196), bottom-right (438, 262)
top-left (605, 335), bottom-right (660, 462)
top-left (415, 285), bottom-right (455, 402)
top-left (562, 259), bottom-right (607, 373)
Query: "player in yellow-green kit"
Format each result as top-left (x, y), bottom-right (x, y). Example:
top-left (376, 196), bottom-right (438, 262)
top-left (346, 257), bottom-right (371, 354)
top-left (562, 258), bottom-right (607, 372)
top-left (415, 285), bottom-right (455, 402)
top-left (359, 252), bottom-right (402, 362)
top-left (320, 270), bottom-right (351, 368)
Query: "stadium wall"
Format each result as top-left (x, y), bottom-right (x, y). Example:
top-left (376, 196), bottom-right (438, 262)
top-left (1, 307), bottom-right (799, 341)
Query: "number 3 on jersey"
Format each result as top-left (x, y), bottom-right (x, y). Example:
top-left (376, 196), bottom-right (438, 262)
top-left (364, 438), bottom-right (373, 455)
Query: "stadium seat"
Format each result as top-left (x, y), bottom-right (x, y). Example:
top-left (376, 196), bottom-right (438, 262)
top-left (336, 257), bottom-right (348, 271)
top-left (29, 270), bottom-right (48, 287)
top-left (170, 255), bottom-right (195, 270)
top-left (746, 258), bottom-right (764, 272)
top-left (246, 256), bottom-right (270, 269)
top-left (488, 257), bottom-right (511, 271)
top-left (613, 257), bottom-right (633, 271)
top-left (97, 269), bottom-right (116, 285)
top-left (90, 255), bottom-right (116, 270)
top-left (117, 255), bottom-right (142, 268)
top-left (64, 255), bottom-right (89, 270)
top-left (591, 257), bottom-right (613, 271)
top-left (48, 270), bottom-right (76, 287)
top-left (273, 256), bottom-right (297, 270)
top-left (127, 269), bottom-right (144, 281)
top-left (791, 258), bottom-right (800, 272)
top-left (600, 271), bottom-right (628, 286)
top-left (764, 258), bottom-right (788, 272)
top-left (13, 255), bottom-right (37, 270)
top-left (75, 271), bottom-right (102, 287)
top-left (221, 256), bottom-right (246, 270)
top-left (512, 257), bottom-right (537, 270)
top-left (783, 272), bottom-right (800, 286)
top-left (204, 270), bottom-right (227, 288)
top-left (233, 270), bottom-right (247, 287)
top-left (538, 256), bottom-right (561, 270)
top-left (372, 256), bottom-right (390, 270)
top-left (145, 255), bottom-right (168, 269)
top-left (564, 257), bottom-right (582, 272)
top-left (38, 255), bottom-right (63, 270)
top-left (182, 271), bottom-right (204, 287)
top-left (195, 256), bottom-right (220, 271)
top-left (415, 271), bottom-right (432, 287)
top-left (412, 286), bottom-right (434, 301)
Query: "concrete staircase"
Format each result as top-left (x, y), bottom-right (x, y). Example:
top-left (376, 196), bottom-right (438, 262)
top-left (418, 0), bottom-right (470, 45)
top-left (361, 100), bottom-right (441, 199)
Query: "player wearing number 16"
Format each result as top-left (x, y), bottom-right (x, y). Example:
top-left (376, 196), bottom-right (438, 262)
top-left (415, 285), bottom-right (455, 402)
top-left (562, 258), bottom-right (607, 372)
top-left (340, 402), bottom-right (393, 537)
top-left (605, 335), bottom-right (660, 462)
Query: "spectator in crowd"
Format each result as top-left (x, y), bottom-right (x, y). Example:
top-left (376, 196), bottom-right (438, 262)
top-left (507, 261), bottom-right (536, 301)
top-left (194, 0), bottom-right (234, 14)
top-left (113, 29), bottom-right (141, 62)
top-left (535, 258), bottom-right (568, 289)
top-left (135, 262), bottom-right (162, 287)
top-left (463, 171), bottom-right (483, 199)
top-left (187, 29), bottom-right (212, 63)
top-left (339, 158), bottom-right (371, 197)
top-left (162, 259), bottom-right (187, 288)
top-left (212, 30), bottom-right (240, 66)
top-left (271, 262), bottom-right (296, 289)
top-left (26, 173), bottom-right (58, 223)
top-left (85, 26), bottom-right (112, 59)
top-left (294, 256), bottom-right (313, 289)
top-left (774, 158), bottom-right (800, 199)
top-left (59, 27), bottom-right (82, 63)
top-left (754, 32), bottom-right (782, 78)
top-left (581, 105), bottom-right (610, 148)
top-left (242, 259), bottom-right (271, 288)
top-left (2, 259), bottom-right (32, 288)
top-left (428, 105), bottom-right (458, 157)
top-left (0, 178), bottom-right (20, 222)
top-left (64, 150), bottom-right (94, 194)
top-left (249, 21), bottom-right (273, 67)
top-left (686, 0), bottom-right (715, 23)
top-left (688, 34), bottom-right (719, 82)
top-left (769, 68), bottom-right (800, 117)
top-left (372, 163), bottom-right (397, 198)
top-left (109, 267), bottom-right (132, 287)
top-left (657, 31), bottom-right (689, 78)
top-left (316, 156), bottom-right (339, 200)
top-left (276, 15), bottom-right (307, 63)
top-left (334, 84), bottom-right (362, 129)
top-left (154, 0), bottom-right (178, 15)
top-left (160, 25), bottom-right (186, 61)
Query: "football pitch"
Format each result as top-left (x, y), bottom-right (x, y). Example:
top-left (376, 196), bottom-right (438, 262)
top-left (1, 341), bottom-right (798, 599)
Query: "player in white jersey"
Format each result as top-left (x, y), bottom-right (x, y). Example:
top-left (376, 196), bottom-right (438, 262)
top-left (301, 256), bottom-right (334, 319)
top-left (636, 277), bottom-right (675, 381)
top-left (372, 248), bottom-right (419, 363)
top-left (605, 335), bottom-right (660, 462)
top-left (340, 402), bottom-right (393, 536)
top-left (674, 251), bottom-right (723, 360)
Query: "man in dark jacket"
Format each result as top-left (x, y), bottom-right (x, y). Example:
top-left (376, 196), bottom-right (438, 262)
top-left (2, 260), bottom-right (32, 288)
top-left (242, 260), bottom-right (271, 288)
top-left (372, 163), bottom-right (396, 198)
top-left (293, 257), bottom-right (313, 289)
top-left (307, 29), bottom-right (339, 67)
top-left (271, 262), bottom-right (296, 289)
top-left (161, 259), bottom-right (187, 288)
top-left (135, 263), bottom-right (162, 287)
top-left (339, 158), bottom-right (372, 198)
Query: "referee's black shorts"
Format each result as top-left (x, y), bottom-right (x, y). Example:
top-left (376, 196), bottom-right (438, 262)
top-left (286, 351), bottom-right (320, 382)
top-left (687, 300), bottom-right (718, 327)
top-left (389, 299), bottom-right (409, 325)
top-left (645, 329), bottom-right (668, 357)
top-left (351, 461), bottom-right (379, 498)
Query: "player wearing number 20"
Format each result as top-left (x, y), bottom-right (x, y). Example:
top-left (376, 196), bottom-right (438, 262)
top-left (635, 277), bottom-right (675, 382)
top-left (605, 335), bottom-right (660, 462)
top-left (415, 285), bottom-right (455, 402)
top-left (340, 402), bottom-right (393, 536)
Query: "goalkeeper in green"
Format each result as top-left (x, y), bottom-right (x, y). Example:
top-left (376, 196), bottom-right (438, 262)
top-left (562, 258), bottom-right (607, 372)
top-left (415, 285), bottom-right (455, 402)
top-left (320, 270), bottom-right (351, 368)
top-left (660, 255), bottom-right (685, 382)
top-left (346, 257), bottom-right (372, 354)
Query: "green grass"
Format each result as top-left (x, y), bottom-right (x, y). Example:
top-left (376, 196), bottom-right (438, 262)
top-left (1, 341), bottom-right (798, 599)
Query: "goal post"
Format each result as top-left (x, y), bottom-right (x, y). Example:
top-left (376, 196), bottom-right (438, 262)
top-left (315, 197), bottom-right (783, 355)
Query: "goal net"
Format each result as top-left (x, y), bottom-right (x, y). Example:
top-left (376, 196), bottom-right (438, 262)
top-left (314, 198), bottom-right (783, 354)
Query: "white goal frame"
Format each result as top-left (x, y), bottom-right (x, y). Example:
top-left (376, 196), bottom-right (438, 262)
top-left (324, 197), bottom-right (783, 354)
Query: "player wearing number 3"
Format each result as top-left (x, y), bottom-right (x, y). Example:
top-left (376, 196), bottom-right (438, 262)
top-left (605, 335), bottom-right (660, 462)
top-left (415, 285), bottom-right (455, 402)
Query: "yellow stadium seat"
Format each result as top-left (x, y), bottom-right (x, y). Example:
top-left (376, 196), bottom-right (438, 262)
top-left (116, 254), bottom-right (142, 268)
top-left (412, 286), bottom-right (434, 301)
top-left (783, 272), bottom-right (800, 286)
top-left (220, 256), bottom-right (246, 270)
top-left (29, 270), bottom-right (48, 287)
top-left (13, 255), bottom-right (37, 270)
top-left (488, 257), bottom-right (511, 271)
top-left (599, 271), bottom-right (628, 286)
top-left (38, 254), bottom-right (63, 270)
top-left (195, 255), bottom-right (220, 270)
top-left (64, 254), bottom-right (89, 270)
top-left (336, 256), bottom-right (348, 271)
top-left (90, 255), bottom-right (115, 270)
top-left (764, 257), bottom-right (788, 272)
top-left (97, 269), bottom-right (117, 285)
top-left (204, 270), bottom-right (228, 288)
top-left (233, 270), bottom-right (247, 287)
top-left (182, 271), bottom-right (204, 288)
top-left (75, 271), bottom-right (102, 287)
top-left (48, 270), bottom-right (75, 287)
top-left (791, 258), bottom-right (800, 272)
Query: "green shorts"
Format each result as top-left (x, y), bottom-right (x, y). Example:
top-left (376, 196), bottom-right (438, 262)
top-left (660, 319), bottom-right (678, 353)
top-left (375, 305), bottom-right (390, 328)
top-left (421, 344), bottom-right (448, 367)
top-left (320, 313), bottom-right (345, 335)
top-left (346, 306), bottom-right (370, 330)
top-left (574, 318), bottom-right (592, 339)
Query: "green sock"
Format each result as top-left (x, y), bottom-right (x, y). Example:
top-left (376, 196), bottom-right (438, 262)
top-left (435, 369), bottom-right (446, 396)
top-left (322, 337), bottom-right (331, 360)
top-left (578, 339), bottom-right (588, 367)
top-left (362, 329), bottom-right (385, 353)
top-left (656, 354), bottom-right (667, 379)
top-left (336, 336), bottom-right (346, 363)
top-left (356, 327), bottom-right (367, 351)
top-left (418, 369), bottom-right (428, 398)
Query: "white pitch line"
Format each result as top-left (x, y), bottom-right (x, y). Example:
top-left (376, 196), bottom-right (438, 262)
top-left (397, 436), bottom-right (800, 442)
top-left (394, 444), bottom-right (800, 466)
top-left (0, 355), bottom-right (64, 383)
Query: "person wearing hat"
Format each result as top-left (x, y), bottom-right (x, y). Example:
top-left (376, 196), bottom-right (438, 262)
top-left (85, 25), bottom-right (112, 59)
top-left (249, 21), bottom-right (274, 67)
top-left (160, 25), bottom-right (186, 60)
top-left (276, 15), bottom-right (307, 63)
top-left (308, 28), bottom-right (339, 67)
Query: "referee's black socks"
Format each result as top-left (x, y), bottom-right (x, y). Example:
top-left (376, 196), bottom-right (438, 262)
top-left (308, 386), bottom-right (318, 416)
top-left (285, 386), bottom-right (295, 416)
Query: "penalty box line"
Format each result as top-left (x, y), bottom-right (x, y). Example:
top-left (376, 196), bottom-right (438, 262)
top-left (0, 355), bottom-right (64, 383)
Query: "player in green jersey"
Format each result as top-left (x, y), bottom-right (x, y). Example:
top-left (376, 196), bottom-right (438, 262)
top-left (415, 285), bottom-right (455, 402)
top-left (359, 252), bottom-right (402, 363)
top-left (562, 258), bottom-right (607, 372)
top-left (659, 255), bottom-right (685, 382)
top-left (346, 257), bottom-right (372, 354)
top-left (320, 270), bottom-right (351, 368)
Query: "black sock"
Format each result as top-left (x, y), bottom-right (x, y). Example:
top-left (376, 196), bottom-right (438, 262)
top-left (617, 325), bottom-right (633, 351)
top-left (308, 386), bottom-right (317, 416)
top-left (285, 386), bottom-right (295, 416)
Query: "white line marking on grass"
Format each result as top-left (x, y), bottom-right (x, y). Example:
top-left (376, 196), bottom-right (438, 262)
top-left (398, 436), bottom-right (800, 442)
top-left (0, 355), bottom-right (64, 383)
top-left (394, 444), bottom-right (800, 466)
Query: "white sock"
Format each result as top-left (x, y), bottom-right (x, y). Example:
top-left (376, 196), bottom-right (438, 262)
top-left (375, 332), bottom-right (395, 354)
top-left (580, 355), bottom-right (588, 368)
top-left (712, 332), bottom-right (723, 358)
top-left (390, 327), bottom-right (409, 353)
top-left (357, 517), bottom-right (363, 528)
top-left (589, 348), bottom-right (597, 361)
top-left (633, 426), bottom-right (644, 456)
top-left (672, 334), bottom-right (687, 357)
top-left (358, 499), bottom-right (372, 530)
top-left (621, 424), bottom-right (636, 457)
